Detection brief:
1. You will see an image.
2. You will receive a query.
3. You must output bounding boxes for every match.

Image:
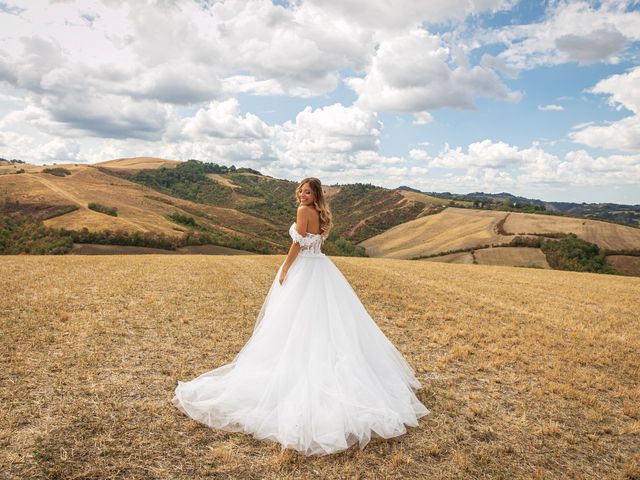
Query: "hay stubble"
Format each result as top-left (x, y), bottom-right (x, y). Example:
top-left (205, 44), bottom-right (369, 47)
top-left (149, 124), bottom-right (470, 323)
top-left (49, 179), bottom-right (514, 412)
top-left (1, 255), bottom-right (638, 479)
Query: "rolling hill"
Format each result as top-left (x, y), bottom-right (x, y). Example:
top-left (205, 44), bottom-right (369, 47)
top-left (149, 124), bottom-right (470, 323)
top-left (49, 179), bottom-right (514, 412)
top-left (360, 207), bottom-right (640, 258)
top-left (359, 207), bottom-right (640, 275)
top-left (359, 208), bottom-right (507, 259)
top-left (2, 157), bottom-right (639, 274)
top-left (0, 157), bottom-right (448, 256)
top-left (0, 162), bottom-right (280, 250)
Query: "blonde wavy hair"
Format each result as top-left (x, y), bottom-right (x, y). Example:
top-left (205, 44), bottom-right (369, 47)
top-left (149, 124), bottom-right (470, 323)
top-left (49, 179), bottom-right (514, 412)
top-left (294, 177), bottom-right (333, 239)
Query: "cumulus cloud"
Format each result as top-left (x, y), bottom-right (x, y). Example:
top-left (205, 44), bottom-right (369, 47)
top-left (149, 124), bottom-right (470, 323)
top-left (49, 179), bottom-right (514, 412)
top-left (590, 65), bottom-right (640, 115)
top-left (518, 148), bottom-right (640, 187)
top-left (412, 112), bottom-right (433, 125)
top-left (0, 0), bottom-right (638, 199)
top-left (347, 28), bottom-right (521, 114)
top-left (27, 94), bottom-right (172, 140)
top-left (484, 1), bottom-right (639, 70)
top-left (479, 53), bottom-right (519, 79)
top-left (272, 103), bottom-right (387, 170)
top-left (555, 27), bottom-right (627, 64)
top-left (0, 0), bottom-right (372, 118)
top-left (571, 116), bottom-right (640, 152)
top-left (409, 149), bottom-right (431, 161)
top-left (429, 139), bottom-right (524, 169)
top-left (0, 0), bottom-right (542, 146)
top-left (305, 0), bottom-right (513, 30)
top-left (0, 2), bottom-right (25, 15)
top-left (422, 139), bottom-right (640, 189)
top-left (181, 98), bottom-right (272, 140)
top-left (570, 66), bottom-right (640, 151)
top-left (35, 138), bottom-right (82, 162)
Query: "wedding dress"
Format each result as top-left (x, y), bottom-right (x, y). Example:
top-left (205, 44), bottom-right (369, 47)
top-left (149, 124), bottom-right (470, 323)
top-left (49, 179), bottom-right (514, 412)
top-left (172, 222), bottom-right (429, 456)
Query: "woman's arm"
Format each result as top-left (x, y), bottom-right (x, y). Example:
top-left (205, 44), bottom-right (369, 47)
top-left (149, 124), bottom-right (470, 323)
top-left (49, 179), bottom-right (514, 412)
top-left (279, 206), bottom-right (311, 285)
top-left (279, 242), bottom-right (300, 284)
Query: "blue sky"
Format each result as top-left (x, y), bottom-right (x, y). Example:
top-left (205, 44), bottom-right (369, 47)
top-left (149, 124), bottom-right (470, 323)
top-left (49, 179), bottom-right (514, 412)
top-left (0, 0), bottom-right (639, 203)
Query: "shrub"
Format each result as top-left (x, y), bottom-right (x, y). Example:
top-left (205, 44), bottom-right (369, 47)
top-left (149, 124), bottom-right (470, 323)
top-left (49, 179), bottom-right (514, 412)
top-left (509, 236), bottom-right (542, 248)
top-left (323, 234), bottom-right (368, 257)
top-left (167, 212), bottom-right (199, 227)
top-left (57, 227), bottom-right (180, 250)
top-left (42, 167), bottom-right (71, 177)
top-left (0, 201), bottom-right (74, 255)
top-left (541, 233), bottom-right (616, 274)
top-left (88, 202), bottom-right (118, 216)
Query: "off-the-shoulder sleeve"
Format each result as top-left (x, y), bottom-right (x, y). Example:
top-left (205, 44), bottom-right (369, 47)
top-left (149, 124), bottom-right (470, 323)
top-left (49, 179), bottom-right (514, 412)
top-left (289, 223), bottom-right (315, 247)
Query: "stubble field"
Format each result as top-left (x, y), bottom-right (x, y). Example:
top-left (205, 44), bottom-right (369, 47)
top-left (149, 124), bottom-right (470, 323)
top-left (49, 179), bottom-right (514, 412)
top-left (1, 255), bottom-right (639, 479)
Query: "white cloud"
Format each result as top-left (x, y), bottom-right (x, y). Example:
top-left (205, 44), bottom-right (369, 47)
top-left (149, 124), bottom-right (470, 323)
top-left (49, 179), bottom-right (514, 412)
top-left (35, 138), bottom-right (82, 162)
top-left (347, 28), bottom-right (521, 114)
top-left (0, 0), bottom-right (638, 201)
top-left (305, 0), bottom-right (514, 30)
top-left (590, 65), bottom-right (640, 115)
top-left (518, 148), bottom-right (640, 187)
top-left (0, 130), bottom-right (35, 159)
top-left (0, 2), bottom-right (25, 15)
top-left (485, 1), bottom-right (640, 70)
top-left (181, 99), bottom-right (272, 140)
top-left (429, 139), bottom-right (524, 169)
top-left (421, 139), bottom-right (640, 189)
top-left (129, 64), bottom-right (223, 104)
top-left (409, 149), bottom-right (431, 161)
top-left (570, 115), bottom-right (640, 152)
top-left (412, 112), bottom-right (434, 125)
top-left (221, 75), bottom-right (286, 97)
top-left (412, 166), bottom-right (516, 192)
top-left (538, 104), bottom-right (564, 111)
top-left (272, 103), bottom-right (386, 171)
top-left (0, 0), bottom-right (373, 119)
top-left (570, 66), bottom-right (640, 152)
top-left (43, 95), bottom-right (174, 140)
top-left (479, 53), bottom-right (519, 79)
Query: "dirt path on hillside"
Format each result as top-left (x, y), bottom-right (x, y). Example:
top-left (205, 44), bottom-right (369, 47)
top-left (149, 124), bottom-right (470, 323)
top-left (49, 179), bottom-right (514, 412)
top-left (29, 173), bottom-right (151, 232)
top-left (29, 173), bottom-right (86, 207)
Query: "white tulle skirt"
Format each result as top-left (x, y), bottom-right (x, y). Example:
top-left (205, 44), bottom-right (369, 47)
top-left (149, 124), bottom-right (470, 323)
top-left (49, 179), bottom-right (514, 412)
top-left (172, 253), bottom-right (429, 456)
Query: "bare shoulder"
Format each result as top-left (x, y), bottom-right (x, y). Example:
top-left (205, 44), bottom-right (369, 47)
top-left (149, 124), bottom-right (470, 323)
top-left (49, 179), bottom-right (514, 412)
top-left (295, 205), bottom-right (319, 234)
top-left (297, 205), bottom-right (319, 221)
top-left (297, 205), bottom-right (316, 216)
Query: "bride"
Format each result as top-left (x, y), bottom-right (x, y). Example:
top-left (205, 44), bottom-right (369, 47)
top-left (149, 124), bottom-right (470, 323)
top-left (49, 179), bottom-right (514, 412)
top-left (172, 177), bottom-right (429, 456)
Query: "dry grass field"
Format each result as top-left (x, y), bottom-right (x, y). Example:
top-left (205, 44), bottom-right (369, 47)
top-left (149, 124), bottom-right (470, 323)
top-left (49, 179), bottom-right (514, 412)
top-left (473, 247), bottom-right (551, 269)
top-left (360, 208), bottom-right (508, 259)
top-left (421, 252), bottom-right (474, 264)
top-left (422, 248), bottom-right (550, 268)
top-left (69, 243), bottom-right (252, 255)
top-left (503, 212), bottom-right (640, 251)
top-left (360, 208), bottom-right (640, 260)
top-left (606, 255), bottom-right (640, 276)
top-left (1, 255), bottom-right (639, 479)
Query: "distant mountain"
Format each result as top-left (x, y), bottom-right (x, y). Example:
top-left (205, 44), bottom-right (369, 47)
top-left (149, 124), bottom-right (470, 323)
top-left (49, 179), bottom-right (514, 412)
top-left (415, 190), bottom-right (640, 228)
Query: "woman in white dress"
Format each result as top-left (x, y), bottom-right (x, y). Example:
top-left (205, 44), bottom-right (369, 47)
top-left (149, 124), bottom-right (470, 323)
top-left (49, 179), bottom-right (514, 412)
top-left (172, 177), bottom-right (429, 456)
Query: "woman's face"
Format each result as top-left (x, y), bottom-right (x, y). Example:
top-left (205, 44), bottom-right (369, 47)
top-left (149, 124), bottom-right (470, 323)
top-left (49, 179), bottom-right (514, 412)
top-left (298, 183), bottom-right (315, 206)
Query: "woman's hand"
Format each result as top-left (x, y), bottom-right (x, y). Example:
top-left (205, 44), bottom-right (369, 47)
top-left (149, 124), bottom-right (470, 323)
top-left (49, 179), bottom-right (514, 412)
top-left (279, 268), bottom-right (287, 285)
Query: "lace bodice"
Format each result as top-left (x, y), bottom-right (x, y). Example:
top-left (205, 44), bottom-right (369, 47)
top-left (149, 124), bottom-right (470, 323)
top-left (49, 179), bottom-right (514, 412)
top-left (289, 222), bottom-right (324, 256)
